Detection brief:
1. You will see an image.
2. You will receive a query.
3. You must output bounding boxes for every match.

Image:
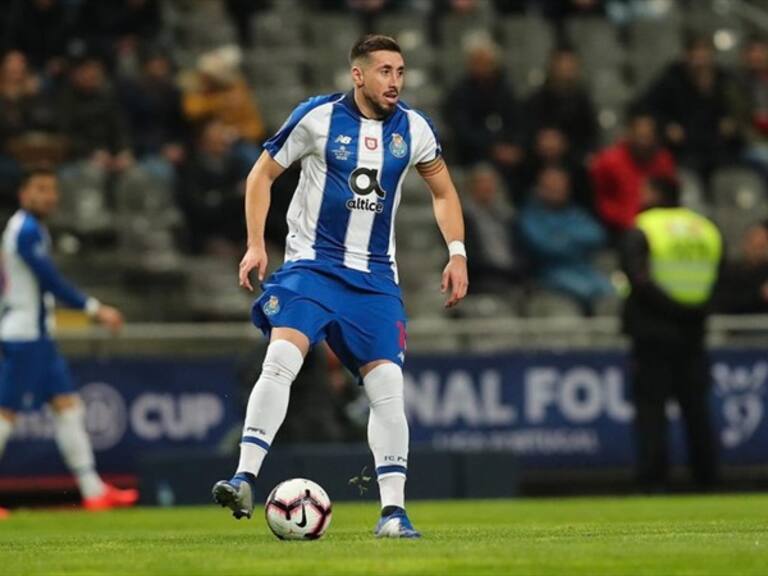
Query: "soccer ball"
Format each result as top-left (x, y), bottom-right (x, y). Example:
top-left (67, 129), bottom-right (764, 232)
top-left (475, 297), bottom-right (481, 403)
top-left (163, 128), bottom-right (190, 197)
top-left (265, 478), bottom-right (332, 540)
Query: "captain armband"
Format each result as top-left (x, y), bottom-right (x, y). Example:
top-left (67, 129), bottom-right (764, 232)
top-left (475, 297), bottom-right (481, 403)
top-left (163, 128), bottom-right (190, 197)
top-left (416, 156), bottom-right (446, 177)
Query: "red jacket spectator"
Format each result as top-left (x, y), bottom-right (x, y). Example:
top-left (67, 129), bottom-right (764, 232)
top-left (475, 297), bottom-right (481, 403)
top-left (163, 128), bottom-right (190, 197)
top-left (590, 113), bottom-right (676, 232)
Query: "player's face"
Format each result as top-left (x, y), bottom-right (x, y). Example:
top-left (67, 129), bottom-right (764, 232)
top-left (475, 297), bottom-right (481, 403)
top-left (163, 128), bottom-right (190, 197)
top-left (354, 50), bottom-right (405, 117)
top-left (20, 175), bottom-right (59, 219)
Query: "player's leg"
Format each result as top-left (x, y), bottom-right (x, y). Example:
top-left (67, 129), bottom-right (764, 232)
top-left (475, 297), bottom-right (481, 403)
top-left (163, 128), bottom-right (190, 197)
top-left (0, 409), bottom-right (16, 460)
top-left (49, 393), bottom-right (139, 509)
top-left (237, 327), bottom-right (309, 477)
top-left (44, 343), bottom-right (138, 510)
top-left (0, 408), bottom-right (18, 516)
top-left (0, 342), bottom-right (29, 460)
top-left (359, 359), bottom-right (419, 539)
top-left (0, 342), bottom-right (37, 518)
top-left (212, 327), bottom-right (310, 519)
top-left (330, 291), bottom-right (418, 538)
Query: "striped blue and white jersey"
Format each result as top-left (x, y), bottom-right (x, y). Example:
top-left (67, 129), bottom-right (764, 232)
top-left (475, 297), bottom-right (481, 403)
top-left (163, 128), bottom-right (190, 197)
top-left (264, 91), bottom-right (441, 294)
top-left (1, 210), bottom-right (90, 341)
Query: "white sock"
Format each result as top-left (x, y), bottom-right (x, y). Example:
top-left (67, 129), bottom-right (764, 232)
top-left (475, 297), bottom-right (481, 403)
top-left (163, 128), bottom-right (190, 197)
top-left (0, 416), bottom-right (14, 459)
top-left (54, 404), bottom-right (105, 499)
top-left (364, 363), bottom-right (409, 510)
top-left (236, 339), bottom-right (304, 477)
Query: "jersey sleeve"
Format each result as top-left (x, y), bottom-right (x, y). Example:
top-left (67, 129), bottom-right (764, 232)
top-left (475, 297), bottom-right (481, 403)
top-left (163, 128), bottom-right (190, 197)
top-left (410, 110), bottom-right (442, 166)
top-left (17, 222), bottom-right (89, 310)
top-left (263, 95), bottom-right (334, 167)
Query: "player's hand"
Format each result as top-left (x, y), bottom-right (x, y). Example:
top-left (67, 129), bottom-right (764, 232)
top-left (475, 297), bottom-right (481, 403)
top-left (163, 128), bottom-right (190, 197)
top-left (239, 245), bottom-right (268, 291)
top-left (95, 305), bottom-right (124, 334)
top-left (441, 255), bottom-right (468, 308)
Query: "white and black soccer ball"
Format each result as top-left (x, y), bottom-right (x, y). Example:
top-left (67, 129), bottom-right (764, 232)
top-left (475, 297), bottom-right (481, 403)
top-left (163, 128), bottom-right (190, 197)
top-left (265, 478), bottom-right (332, 540)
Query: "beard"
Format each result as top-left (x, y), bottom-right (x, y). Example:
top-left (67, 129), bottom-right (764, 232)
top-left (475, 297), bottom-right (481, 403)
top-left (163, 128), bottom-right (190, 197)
top-left (362, 90), bottom-right (395, 119)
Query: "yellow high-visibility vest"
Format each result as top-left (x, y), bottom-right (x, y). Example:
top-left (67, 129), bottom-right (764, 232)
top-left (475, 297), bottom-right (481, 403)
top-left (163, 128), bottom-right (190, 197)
top-left (635, 207), bottom-right (722, 305)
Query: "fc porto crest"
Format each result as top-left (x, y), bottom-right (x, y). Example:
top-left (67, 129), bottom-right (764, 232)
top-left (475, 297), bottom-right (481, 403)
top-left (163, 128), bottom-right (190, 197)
top-left (389, 133), bottom-right (408, 159)
top-left (263, 295), bottom-right (280, 317)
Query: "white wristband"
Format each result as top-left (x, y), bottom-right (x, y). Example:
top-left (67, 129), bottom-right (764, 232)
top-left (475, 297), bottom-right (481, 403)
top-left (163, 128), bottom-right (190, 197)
top-left (448, 240), bottom-right (466, 259)
top-left (85, 297), bottom-right (101, 318)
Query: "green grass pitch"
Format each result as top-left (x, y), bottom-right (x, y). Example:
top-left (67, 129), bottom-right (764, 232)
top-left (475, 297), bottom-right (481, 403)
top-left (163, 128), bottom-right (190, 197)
top-left (1, 495), bottom-right (767, 575)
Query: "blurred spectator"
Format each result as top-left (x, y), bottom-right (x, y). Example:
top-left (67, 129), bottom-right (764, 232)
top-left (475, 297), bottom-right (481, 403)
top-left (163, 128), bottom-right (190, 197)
top-left (2, 0), bottom-right (73, 74)
top-left (178, 119), bottom-right (249, 255)
top-left (119, 50), bottom-right (188, 185)
top-left (590, 110), bottom-right (676, 237)
top-left (0, 51), bottom-right (57, 207)
top-left (443, 36), bottom-right (522, 178)
top-left (75, 0), bottom-right (164, 73)
top-left (519, 165), bottom-right (612, 313)
top-left (621, 176), bottom-right (722, 490)
top-left (523, 47), bottom-right (598, 162)
top-left (463, 163), bottom-right (524, 294)
top-left (643, 34), bottom-right (742, 183)
top-left (57, 54), bottom-right (133, 169)
top-left (736, 36), bottom-right (768, 183)
top-left (182, 46), bottom-right (265, 167)
top-left (716, 221), bottom-right (768, 314)
top-left (518, 125), bottom-right (592, 210)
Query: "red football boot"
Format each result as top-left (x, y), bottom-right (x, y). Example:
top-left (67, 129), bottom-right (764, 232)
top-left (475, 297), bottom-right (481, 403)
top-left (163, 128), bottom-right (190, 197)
top-left (83, 484), bottom-right (139, 511)
top-left (0, 507), bottom-right (9, 519)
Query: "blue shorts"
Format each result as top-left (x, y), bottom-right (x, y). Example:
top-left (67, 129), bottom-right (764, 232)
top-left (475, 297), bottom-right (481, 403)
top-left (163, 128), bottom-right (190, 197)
top-left (0, 339), bottom-right (76, 411)
top-left (252, 263), bottom-right (407, 376)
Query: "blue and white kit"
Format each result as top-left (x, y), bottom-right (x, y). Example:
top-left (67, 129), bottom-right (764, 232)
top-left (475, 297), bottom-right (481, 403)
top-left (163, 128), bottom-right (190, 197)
top-left (0, 210), bottom-right (96, 410)
top-left (253, 91), bottom-right (441, 373)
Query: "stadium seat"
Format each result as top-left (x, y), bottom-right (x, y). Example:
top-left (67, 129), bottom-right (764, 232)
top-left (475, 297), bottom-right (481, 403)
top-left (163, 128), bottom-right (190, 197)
top-left (523, 289), bottom-right (583, 318)
top-left (372, 12), bottom-right (435, 69)
top-left (566, 17), bottom-right (625, 81)
top-left (678, 167), bottom-right (708, 215)
top-left (56, 162), bottom-right (114, 237)
top-left (628, 17), bottom-right (682, 91)
top-left (500, 16), bottom-right (554, 97)
top-left (249, 8), bottom-right (306, 50)
top-left (166, 0), bottom-right (237, 55)
top-left (437, 8), bottom-right (495, 86)
top-left (113, 167), bottom-right (182, 270)
top-left (710, 167), bottom-right (768, 258)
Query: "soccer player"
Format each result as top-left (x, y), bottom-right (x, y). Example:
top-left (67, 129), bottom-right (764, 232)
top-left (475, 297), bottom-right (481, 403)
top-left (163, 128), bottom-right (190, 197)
top-left (213, 34), bottom-right (468, 538)
top-left (0, 168), bottom-right (139, 512)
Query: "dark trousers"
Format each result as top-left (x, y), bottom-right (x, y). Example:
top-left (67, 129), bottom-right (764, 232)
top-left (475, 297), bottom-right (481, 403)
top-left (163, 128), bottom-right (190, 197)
top-left (630, 342), bottom-right (719, 489)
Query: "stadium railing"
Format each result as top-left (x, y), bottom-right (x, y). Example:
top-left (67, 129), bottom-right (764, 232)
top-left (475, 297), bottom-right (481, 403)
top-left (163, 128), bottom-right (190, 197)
top-left (55, 315), bottom-right (768, 355)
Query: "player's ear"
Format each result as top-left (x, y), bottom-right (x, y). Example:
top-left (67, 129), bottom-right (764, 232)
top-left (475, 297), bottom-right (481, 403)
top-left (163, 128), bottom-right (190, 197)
top-left (351, 63), bottom-right (364, 88)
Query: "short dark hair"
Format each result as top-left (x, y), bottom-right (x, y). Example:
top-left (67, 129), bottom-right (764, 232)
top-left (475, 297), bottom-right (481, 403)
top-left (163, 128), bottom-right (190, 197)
top-left (350, 34), bottom-right (401, 64)
top-left (20, 166), bottom-right (56, 187)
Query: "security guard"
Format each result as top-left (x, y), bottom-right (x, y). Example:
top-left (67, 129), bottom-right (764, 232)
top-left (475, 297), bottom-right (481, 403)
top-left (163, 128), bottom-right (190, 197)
top-left (621, 177), bottom-right (722, 490)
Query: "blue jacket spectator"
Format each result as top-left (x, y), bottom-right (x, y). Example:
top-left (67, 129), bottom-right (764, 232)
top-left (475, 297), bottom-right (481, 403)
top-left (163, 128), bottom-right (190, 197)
top-left (519, 165), bottom-right (613, 311)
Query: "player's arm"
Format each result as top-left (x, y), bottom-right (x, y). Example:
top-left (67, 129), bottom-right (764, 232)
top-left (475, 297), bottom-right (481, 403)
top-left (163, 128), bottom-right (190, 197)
top-left (239, 150), bottom-right (286, 291)
top-left (16, 226), bottom-right (123, 331)
top-left (418, 157), bottom-right (468, 308)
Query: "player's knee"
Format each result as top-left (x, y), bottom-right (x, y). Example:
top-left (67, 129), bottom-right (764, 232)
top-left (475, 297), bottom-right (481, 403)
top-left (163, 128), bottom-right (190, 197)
top-left (53, 401), bottom-right (85, 423)
top-left (364, 363), bottom-right (404, 408)
top-left (0, 408), bottom-right (17, 424)
top-left (50, 394), bottom-right (81, 414)
top-left (260, 339), bottom-right (305, 385)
